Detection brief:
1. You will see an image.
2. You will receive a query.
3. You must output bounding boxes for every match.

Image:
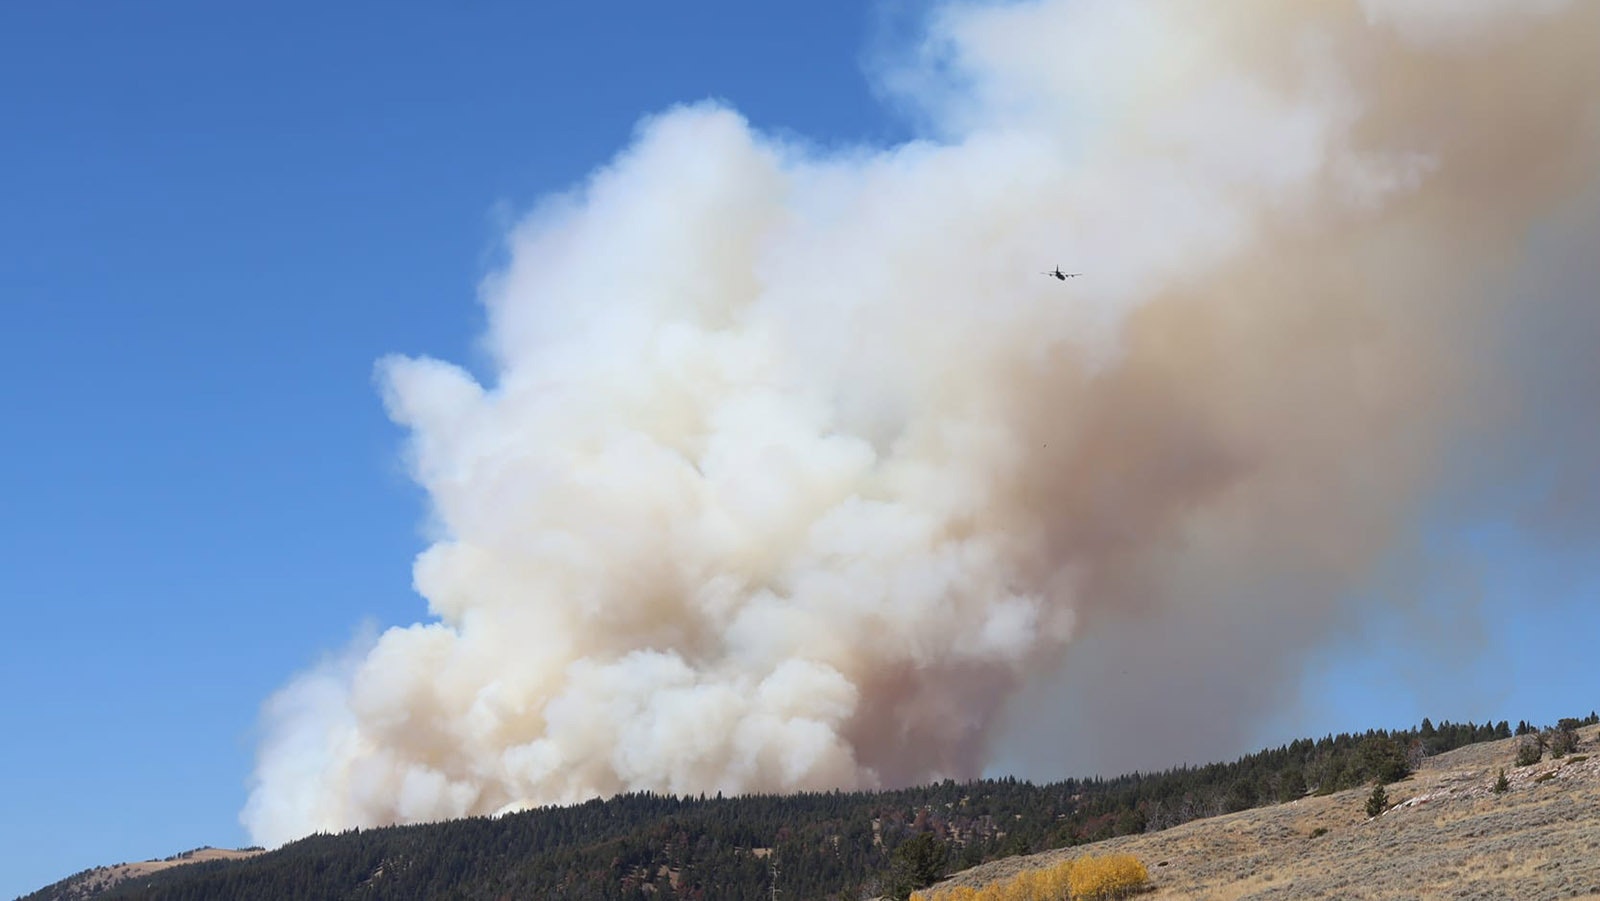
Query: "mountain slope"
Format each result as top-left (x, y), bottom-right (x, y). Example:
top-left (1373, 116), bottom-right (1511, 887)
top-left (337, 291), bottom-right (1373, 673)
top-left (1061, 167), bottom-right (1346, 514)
top-left (19, 717), bottom-right (1594, 900)
top-left (22, 848), bottom-right (264, 901)
top-left (922, 725), bottom-right (1600, 901)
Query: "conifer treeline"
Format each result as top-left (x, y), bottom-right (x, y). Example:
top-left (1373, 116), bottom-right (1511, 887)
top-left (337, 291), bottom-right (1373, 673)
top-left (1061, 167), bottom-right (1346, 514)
top-left (31, 712), bottom-right (1595, 901)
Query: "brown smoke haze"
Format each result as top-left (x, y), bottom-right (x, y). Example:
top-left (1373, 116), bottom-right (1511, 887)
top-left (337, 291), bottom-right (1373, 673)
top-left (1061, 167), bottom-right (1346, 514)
top-left (242, 0), bottom-right (1600, 846)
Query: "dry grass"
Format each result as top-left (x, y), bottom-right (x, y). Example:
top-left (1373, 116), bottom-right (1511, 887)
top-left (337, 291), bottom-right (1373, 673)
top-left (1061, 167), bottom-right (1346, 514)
top-left (924, 726), bottom-right (1600, 901)
top-left (37, 846), bottom-right (264, 899)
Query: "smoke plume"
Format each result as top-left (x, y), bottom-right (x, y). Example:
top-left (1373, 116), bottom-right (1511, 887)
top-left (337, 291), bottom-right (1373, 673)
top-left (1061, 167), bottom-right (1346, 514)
top-left (243, 0), bottom-right (1600, 845)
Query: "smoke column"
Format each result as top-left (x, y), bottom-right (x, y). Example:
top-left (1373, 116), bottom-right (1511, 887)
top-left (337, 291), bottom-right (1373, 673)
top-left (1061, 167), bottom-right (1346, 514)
top-left (243, 0), bottom-right (1600, 845)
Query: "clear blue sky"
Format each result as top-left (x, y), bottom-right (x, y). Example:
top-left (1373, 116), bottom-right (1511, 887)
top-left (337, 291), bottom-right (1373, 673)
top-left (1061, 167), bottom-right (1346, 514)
top-left (1, 2), bottom-right (1594, 898)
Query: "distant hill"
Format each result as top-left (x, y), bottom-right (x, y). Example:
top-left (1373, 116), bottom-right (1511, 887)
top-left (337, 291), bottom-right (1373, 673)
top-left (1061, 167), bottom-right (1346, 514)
top-left (19, 713), bottom-right (1596, 901)
top-left (21, 847), bottom-right (264, 901)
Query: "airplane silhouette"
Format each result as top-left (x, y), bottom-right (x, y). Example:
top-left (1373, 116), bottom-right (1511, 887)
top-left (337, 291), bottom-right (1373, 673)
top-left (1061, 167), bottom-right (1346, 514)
top-left (1042, 266), bottom-right (1081, 280)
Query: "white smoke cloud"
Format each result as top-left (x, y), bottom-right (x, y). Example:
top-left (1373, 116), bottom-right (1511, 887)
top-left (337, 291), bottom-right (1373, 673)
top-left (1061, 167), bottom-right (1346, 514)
top-left (243, 0), bottom-right (1600, 846)
top-left (1357, 0), bottom-right (1571, 45)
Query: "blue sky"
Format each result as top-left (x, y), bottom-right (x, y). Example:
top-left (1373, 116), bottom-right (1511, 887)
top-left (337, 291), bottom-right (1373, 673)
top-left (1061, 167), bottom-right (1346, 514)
top-left (0, 3), bottom-right (906, 893)
top-left (2, 2), bottom-right (1595, 897)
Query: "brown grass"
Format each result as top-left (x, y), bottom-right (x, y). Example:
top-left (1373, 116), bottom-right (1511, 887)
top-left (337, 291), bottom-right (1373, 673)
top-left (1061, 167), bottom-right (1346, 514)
top-left (923, 726), bottom-right (1600, 901)
top-left (39, 846), bottom-right (265, 899)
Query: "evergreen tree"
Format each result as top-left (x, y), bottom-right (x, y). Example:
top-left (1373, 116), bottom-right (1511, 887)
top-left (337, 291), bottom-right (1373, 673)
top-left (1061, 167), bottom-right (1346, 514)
top-left (1360, 736), bottom-right (1411, 784)
top-left (887, 832), bottom-right (945, 901)
top-left (1493, 769), bottom-right (1509, 794)
top-left (1277, 768), bottom-right (1307, 802)
top-left (1223, 780), bottom-right (1258, 813)
top-left (1365, 784), bottom-right (1389, 818)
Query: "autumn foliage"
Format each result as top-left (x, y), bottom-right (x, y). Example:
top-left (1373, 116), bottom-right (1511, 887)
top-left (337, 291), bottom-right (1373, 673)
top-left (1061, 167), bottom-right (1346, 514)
top-left (912, 853), bottom-right (1148, 901)
top-left (1067, 854), bottom-right (1150, 899)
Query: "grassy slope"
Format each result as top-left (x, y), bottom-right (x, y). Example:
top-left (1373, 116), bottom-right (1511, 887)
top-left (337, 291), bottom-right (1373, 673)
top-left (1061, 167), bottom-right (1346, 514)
top-left (925, 725), bottom-right (1600, 901)
top-left (22, 848), bottom-right (263, 901)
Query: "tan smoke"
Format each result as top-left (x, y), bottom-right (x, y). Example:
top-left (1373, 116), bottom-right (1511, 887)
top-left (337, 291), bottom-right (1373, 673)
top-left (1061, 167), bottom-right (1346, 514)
top-left (243, 0), bottom-right (1600, 845)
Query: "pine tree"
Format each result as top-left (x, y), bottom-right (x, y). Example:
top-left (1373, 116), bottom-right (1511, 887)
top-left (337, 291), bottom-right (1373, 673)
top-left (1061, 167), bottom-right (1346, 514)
top-left (1360, 736), bottom-right (1411, 784)
top-left (1365, 784), bottom-right (1389, 818)
top-left (1493, 769), bottom-right (1509, 794)
top-left (1278, 768), bottom-right (1307, 801)
top-left (887, 832), bottom-right (945, 901)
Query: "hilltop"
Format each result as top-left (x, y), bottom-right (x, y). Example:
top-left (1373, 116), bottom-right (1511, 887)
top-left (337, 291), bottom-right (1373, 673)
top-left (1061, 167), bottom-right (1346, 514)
top-left (21, 847), bottom-right (265, 901)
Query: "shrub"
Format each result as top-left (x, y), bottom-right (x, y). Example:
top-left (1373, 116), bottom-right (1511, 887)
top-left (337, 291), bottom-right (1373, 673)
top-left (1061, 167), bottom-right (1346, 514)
top-left (912, 859), bottom-right (1074, 901)
top-left (1068, 853), bottom-right (1150, 900)
top-left (1309, 827), bottom-right (1329, 838)
top-left (1550, 723), bottom-right (1579, 757)
top-left (1493, 768), bottom-right (1509, 793)
top-left (1011, 862), bottom-right (1073, 900)
top-left (1515, 737), bottom-right (1543, 767)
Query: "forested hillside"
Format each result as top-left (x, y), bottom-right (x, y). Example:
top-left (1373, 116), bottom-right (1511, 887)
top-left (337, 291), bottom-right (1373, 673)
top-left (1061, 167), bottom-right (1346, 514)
top-left (25, 714), bottom-right (1595, 901)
